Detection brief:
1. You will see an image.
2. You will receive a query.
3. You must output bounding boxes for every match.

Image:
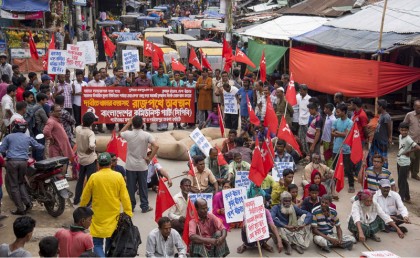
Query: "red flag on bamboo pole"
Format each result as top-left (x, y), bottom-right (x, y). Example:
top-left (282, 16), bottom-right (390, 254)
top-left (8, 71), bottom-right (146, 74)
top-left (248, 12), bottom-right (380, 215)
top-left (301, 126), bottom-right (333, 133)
top-left (277, 117), bottom-right (302, 156)
top-left (235, 47), bottom-right (255, 68)
top-left (182, 199), bottom-right (198, 246)
top-left (343, 123), bottom-right (363, 164)
top-left (259, 50), bottom-right (266, 82)
top-left (217, 104), bottom-right (225, 138)
top-left (334, 151), bottom-right (345, 192)
top-left (155, 178), bottom-right (176, 222)
top-left (102, 28), bottom-right (116, 57)
top-left (246, 95), bottom-right (260, 126)
top-left (248, 138), bottom-right (267, 187)
top-left (28, 31), bottom-right (39, 60)
top-left (285, 73), bottom-right (297, 106)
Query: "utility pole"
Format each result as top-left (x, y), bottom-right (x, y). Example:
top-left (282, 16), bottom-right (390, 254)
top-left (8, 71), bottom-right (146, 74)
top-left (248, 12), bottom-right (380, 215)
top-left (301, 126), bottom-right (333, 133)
top-left (122, 0), bottom-right (127, 15)
top-left (225, 0), bottom-right (233, 43)
top-left (375, 0), bottom-right (388, 115)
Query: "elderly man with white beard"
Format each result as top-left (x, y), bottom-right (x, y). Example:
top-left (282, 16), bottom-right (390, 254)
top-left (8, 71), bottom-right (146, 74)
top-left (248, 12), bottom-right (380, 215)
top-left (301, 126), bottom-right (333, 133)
top-left (271, 191), bottom-right (313, 255)
top-left (348, 190), bottom-right (405, 243)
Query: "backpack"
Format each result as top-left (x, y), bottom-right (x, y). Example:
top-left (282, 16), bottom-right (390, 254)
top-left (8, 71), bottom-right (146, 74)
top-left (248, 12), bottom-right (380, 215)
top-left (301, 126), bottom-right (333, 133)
top-left (30, 105), bottom-right (43, 135)
top-left (107, 213), bottom-right (141, 257)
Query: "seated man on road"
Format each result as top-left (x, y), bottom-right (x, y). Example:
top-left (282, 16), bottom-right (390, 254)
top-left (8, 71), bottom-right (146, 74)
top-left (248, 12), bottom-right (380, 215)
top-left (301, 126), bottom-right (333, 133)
top-left (312, 195), bottom-right (356, 253)
top-left (189, 198), bottom-right (230, 257)
top-left (271, 192), bottom-right (313, 255)
top-left (146, 217), bottom-right (186, 258)
top-left (205, 148), bottom-right (228, 185)
top-left (225, 137), bottom-right (253, 163)
top-left (359, 154), bottom-right (396, 192)
top-left (188, 155), bottom-right (219, 193)
top-left (271, 169), bottom-right (294, 207)
top-left (167, 178), bottom-right (191, 235)
top-left (146, 148), bottom-right (172, 191)
top-left (227, 152), bottom-right (250, 183)
top-left (303, 153), bottom-right (336, 199)
top-left (348, 190), bottom-right (404, 243)
top-left (373, 179), bottom-right (410, 233)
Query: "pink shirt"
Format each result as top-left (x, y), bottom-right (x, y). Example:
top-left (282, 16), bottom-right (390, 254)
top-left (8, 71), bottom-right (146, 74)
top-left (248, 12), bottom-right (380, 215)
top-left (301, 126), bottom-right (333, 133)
top-left (55, 229), bottom-right (94, 257)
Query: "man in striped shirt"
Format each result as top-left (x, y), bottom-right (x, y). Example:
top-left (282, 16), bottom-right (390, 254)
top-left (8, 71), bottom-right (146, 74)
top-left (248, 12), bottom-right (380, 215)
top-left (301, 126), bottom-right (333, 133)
top-left (361, 154), bottom-right (396, 192)
top-left (312, 195), bottom-right (356, 253)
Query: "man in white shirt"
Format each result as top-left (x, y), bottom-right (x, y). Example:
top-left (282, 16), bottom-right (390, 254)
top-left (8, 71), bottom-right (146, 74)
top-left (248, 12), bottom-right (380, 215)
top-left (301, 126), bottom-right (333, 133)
top-left (216, 82), bottom-right (239, 130)
top-left (145, 217), bottom-right (186, 258)
top-left (10, 101), bottom-right (29, 136)
top-left (1, 84), bottom-right (16, 128)
top-left (72, 70), bottom-right (88, 126)
top-left (87, 70), bottom-right (106, 87)
top-left (167, 178), bottom-right (191, 235)
top-left (296, 84), bottom-right (311, 157)
top-left (373, 179), bottom-right (410, 233)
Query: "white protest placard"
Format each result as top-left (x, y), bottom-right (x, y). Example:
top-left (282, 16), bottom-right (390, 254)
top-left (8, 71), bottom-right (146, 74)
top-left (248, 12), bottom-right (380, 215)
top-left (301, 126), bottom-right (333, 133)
top-left (223, 91), bottom-right (238, 114)
top-left (66, 44), bottom-right (85, 69)
top-left (272, 161), bottom-right (295, 182)
top-left (235, 171), bottom-right (251, 189)
top-left (222, 188), bottom-right (246, 223)
top-left (48, 50), bottom-right (67, 74)
top-left (188, 193), bottom-right (213, 213)
top-left (189, 128), bottom-right (212, 157)
top-left (244, 196), bottom-right (269, 243)
top-left (361, 251), bottom-right (399, 258)
top-left (77, 41), bottom-right (96, 64)
top-left (122, 49), bottom-right (140, 72)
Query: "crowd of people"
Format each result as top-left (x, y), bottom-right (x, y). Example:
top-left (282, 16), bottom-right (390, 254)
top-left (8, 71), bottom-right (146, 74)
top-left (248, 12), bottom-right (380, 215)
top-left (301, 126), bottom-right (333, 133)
top-left (0, 41), bottom-right (419, 257)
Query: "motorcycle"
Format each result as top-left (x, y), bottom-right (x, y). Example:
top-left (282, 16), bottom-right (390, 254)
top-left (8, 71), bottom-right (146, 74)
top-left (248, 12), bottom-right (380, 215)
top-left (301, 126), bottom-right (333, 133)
top-left (4, 156), bottom-right (72, 217)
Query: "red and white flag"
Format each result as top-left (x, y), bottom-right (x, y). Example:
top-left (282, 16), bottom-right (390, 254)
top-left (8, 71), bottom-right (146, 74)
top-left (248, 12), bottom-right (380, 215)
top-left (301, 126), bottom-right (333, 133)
top-left (155, 177), bottom-right (176, 222)
top-left (246, 95), bottom-right (260, 126)
top-left (187, 151), bottom-right (195, 177)
top-left (259, 50), bottom-right (266, 82)
top-left (334, 151), bottom-right (345, 192)
top-left (143, 39), bottom-right (153, 57)
top-left (106, 131), bottom-right (119, 155)
top-left (249, 138), bottom-right (267, 187)
top-left (189, 48), bottom-right (201, 70)
top-left (263, 96), bottom-right (278, 135)
top-left (234, 47), bottom-right (255, 68)
top-left (102, 28), bottom-right (116, 57)
top-left (43, 33), bottom-right (55, 71)
top-left (171, 57), bottom-right (186, 72)
top-left (344, 123), bottom-right (363, 164)
top-left (285, 73), bottom-right (297, 106)
top-left (182, 199), bottom-right (198, 247)
top-left (277, 117), bottom-right (302, 156)
top-left (217, 104), bottom-right (225, 138)
top-left (200, 48), bottom-right (212, 71)
top-left (261, 132), bottom-right (274, 175)
top-left (222, 38), bottom-right (233, 72)
top-left (28, 31), bottom-right (39, 60)
top-left (216, 146), bottom-right (227, 166)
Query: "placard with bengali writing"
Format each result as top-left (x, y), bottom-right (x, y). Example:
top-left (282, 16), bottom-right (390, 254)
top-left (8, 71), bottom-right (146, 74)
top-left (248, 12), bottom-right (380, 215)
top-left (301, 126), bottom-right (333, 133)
top-left (244, 196), bottom-right (269, 243)
top-left (81, 87), bottom-right (195, 123)
top-left (47, 50), bottom-right (67, 74)
top-left (234, 171), bottom-right (251, 189)
top-left (122, 49), bottom-right (140, 72)
top-left (222, 188), bottom-right (246, 223)
top-left (66, 44), bottom-right (85, 69)
top-left (188, 193), bottom-right (213, 213)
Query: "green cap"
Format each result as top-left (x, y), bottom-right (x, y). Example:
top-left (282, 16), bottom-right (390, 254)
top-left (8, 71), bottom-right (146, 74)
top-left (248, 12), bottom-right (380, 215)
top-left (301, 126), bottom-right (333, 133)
top-left (98, 152), bottom-right (111, 166)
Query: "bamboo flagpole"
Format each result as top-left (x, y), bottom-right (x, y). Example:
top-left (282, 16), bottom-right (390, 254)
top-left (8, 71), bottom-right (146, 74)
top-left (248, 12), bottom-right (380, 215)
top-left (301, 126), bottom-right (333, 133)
top-left (256, 241), bottom-right (263, 258)
top-left (375, 0), bottom-right (389, 115)
top-left (187, 151), bottom-right (202, 192)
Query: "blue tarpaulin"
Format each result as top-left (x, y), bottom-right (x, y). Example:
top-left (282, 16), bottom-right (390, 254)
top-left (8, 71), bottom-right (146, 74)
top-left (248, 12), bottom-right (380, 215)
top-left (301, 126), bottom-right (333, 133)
top-left (1, 0), bottom-right (50, 12)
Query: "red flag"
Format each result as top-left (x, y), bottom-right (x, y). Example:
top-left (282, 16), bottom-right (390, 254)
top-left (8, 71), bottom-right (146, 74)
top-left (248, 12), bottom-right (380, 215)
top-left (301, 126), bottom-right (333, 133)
top-left (43, 33), bottom-right (55, 71)
top-left (246, 95), bottom-right (260, 126)
top-left (28, 31), bottom-right (39, 60)
top-left (344, 123), bottom-right (363, 164)
top-left (182, 199), bottom-right (198, 247)
top-left (285, 73), bottom-right (297, 106)
top-left (143, 39), bottom-right (153, 57)
top-left (217, 104), bottom-right (224, 138)
top-left (171, 57), bottom-right (186, 72)
top-left (259, 50), bottom-right (266, 82)
top-left (216, 147), bottom-right (227, 166)
top-left (334, 151), bottom-right (345, 192)
top-left (102, 28), bottom-right (116, 57)
top-left (117, 138), bottom-right (127, 162)
top-left (234, 47), bottom-right (255, 68)
top-left (187, 151), bottom-right (195, 177)
top-left (223, 57), bottom-right (233, 72)
top-left (153, 43), bottom-right (164, 62)
top-left (152, 49), bottom-right (160, 69)
top-left (261, 132), bottom-right (274, 174)
top-left (263, 96), bottom-right (278, 135)
top-left (155, 177), bottom-right (176, 222)
top-left (222, 38), bottom-right (233, 60)
top-left (249, 138), bottom-right (267, 187)
top-left (200, 48), bottom-right (212, 71)
top-left (106, 131), bottom-right (119, 155)
top-left (189, 48), bottom-right (201, 70)
top-left (277, 117), bottom-right (302, 156)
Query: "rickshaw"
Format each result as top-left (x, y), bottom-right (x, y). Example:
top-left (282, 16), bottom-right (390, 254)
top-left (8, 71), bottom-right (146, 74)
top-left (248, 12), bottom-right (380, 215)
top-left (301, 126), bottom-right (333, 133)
top-left (143, 27), bottom-right (168, 44)
top-left (187, 40), bottom-right (222, 70)
top-left (163, 34), bottom-right (197, 62)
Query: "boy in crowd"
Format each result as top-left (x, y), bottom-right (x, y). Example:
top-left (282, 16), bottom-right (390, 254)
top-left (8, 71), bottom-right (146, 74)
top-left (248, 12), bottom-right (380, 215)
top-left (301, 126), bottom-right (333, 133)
top-left (38, 236), bottom-right (59, 257)
top-left (0, 216), bottom-right (36, 257)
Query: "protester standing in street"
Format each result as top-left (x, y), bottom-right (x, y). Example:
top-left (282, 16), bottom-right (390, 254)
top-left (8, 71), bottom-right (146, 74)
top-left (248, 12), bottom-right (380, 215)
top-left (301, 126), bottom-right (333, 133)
top-left (120, 115), bottom-right (159, 213)
top-left (403, 100), bottom-right (420, 180)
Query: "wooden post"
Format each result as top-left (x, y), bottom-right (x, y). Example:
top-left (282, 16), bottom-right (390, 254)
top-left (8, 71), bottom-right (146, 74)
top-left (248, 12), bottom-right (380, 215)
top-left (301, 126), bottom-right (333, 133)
top-left (256, 240), bottom-right (263, 258)
top-left (375, 0), bottom-right (388, 115)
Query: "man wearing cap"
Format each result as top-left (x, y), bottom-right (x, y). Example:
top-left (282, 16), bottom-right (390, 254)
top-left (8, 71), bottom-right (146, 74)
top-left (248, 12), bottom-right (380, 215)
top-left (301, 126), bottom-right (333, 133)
top-left (80, 152), bottom-right (132, 257)
top-left (274, 87), bottom-right (293, 127)
top-left (373, 179), bottom-right (410, 233)
top-left (0, 53), bottom-right (12, 79)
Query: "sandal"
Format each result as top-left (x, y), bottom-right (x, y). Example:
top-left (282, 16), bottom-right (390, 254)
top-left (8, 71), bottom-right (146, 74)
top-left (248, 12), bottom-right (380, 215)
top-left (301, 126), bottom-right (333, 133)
top-left (370, 234), bottom-right (381, 242)
top-left (261, 242), bottom-right (274, 253)
top-left (237, 244), bottom-right (247, 254)
top-left (141, 207), bottom-right (153, 213)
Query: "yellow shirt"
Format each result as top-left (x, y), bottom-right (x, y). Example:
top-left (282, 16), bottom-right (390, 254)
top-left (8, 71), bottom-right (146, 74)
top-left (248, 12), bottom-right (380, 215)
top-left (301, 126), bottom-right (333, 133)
top-left (80, 168), bottom-right (132, 238)
top-left (271, 182), bottom-right (287, 207)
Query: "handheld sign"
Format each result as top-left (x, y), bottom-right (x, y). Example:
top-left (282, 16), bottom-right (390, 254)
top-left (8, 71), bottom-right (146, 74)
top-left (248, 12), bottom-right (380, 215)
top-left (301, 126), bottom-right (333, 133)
top-left (244, 196), bottom-right (269, 243)
top-left (189, 128), bottom-right (212, 157)
top-left (188, 193), bottom-right (213, 213)
top-left (223, 91), bottom-right (238, 114)
top-left (361, 251), bottom-right (399, 258)
top-left (122, 49), bottom-right (140, 72)
top-left (222, 188), bottom-right (246, 223)
top-left (234, 171), bottom-right (251, 189)
top-left (66, 44), bottom-right (85, 69)
top-left (272, 162), bottom-right (294, 182)
top-left (77, 41), bottom-right (96, 64)
top-left (48, 50), bottom-right (67, 74)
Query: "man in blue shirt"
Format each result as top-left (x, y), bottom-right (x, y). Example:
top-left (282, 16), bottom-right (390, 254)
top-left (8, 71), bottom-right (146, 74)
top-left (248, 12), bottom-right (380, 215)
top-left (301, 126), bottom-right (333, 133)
top-left (332, 104), bottom-right (354, 192)
top-left (0, 119), bottom-right (44, 215)
top-left (152, 66), bottom-right (171, 131)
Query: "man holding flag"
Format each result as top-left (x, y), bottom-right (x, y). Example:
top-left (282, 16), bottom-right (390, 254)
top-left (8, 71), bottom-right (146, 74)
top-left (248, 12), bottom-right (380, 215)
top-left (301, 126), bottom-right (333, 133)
top-left (168, 178), bottom-right (192, 235)
top-left (205, 148), bottom-right (229, 185)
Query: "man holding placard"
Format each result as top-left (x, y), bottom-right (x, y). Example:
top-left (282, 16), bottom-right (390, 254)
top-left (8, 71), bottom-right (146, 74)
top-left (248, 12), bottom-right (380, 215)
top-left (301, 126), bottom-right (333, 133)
top-left (271, 192), bottom-right (313, 255)
top-left (227, 152), bottom-right (250, 183)
top-left (189, 198), bottom-right (229, 257)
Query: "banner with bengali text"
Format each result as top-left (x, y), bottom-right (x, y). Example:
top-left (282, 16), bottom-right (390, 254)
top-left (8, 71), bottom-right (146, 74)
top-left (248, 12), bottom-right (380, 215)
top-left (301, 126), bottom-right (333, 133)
top-left (81, 87), bottom-right (195, 123)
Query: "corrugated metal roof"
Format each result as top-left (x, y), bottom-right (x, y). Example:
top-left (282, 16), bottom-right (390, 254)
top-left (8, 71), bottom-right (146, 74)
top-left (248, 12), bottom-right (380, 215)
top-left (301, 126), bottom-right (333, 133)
top-left (292, 25), bottom-right (420, 53)
top-left (240, 15), bottom-right (330, 40)
top-left (396, 35), bottom-right (420, 46)
top-left (187, 41), bottom-right (222, 48)
top-left (163, 34), bottom-right (196, 41)
top-left (326, 0), bottom-right (420, 33)
top-left (279, 0), bottom-right (356, 17)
